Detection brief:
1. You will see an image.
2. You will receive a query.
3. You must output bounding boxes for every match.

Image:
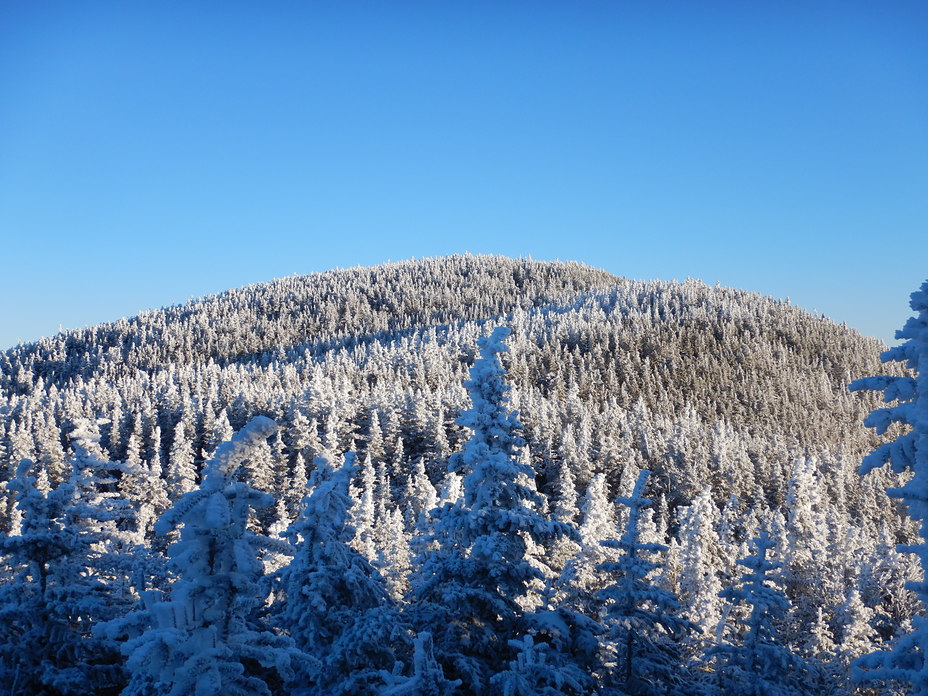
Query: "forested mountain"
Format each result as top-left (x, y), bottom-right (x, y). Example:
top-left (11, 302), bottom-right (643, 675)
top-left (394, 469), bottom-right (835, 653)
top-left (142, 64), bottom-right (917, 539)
top-left (0, 255), bottom-right (917, 695)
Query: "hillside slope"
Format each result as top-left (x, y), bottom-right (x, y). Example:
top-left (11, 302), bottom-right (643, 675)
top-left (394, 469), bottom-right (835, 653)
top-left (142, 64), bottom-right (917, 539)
top-left (0, 255), bottom-right (914, 674)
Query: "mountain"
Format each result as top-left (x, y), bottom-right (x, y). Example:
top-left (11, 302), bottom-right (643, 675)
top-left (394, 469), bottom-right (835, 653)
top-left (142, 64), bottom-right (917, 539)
top-left (0, 255), bottom-right (915, 693)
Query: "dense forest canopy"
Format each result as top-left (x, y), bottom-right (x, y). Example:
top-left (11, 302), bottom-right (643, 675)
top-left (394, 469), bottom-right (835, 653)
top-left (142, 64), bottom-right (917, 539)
top-left (0, 255), bottom-right (918, 695)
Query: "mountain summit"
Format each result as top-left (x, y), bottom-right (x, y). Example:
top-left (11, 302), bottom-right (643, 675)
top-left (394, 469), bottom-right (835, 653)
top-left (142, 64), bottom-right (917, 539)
top-left (0, 255), bottom-right (912, 693)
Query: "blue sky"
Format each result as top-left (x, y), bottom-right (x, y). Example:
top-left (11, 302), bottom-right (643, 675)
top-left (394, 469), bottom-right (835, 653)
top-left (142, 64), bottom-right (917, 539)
top-left (1, 1), bottom-right (925, 350)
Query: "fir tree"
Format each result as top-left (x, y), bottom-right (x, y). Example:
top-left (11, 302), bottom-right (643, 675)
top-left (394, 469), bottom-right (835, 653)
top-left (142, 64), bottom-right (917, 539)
top-left (0, 459), bottom-right (125, 695)
top-left (409, 326), bottom-right (575, 694)
top-left (273, 453), bottom-right (404, 695)
top-left (115, 417), bottom-right (305, 696)
top-left (489, 635), bottom-right (585, 696)
top-left (707, 531), bottom-right (810, 696)
top-left (167, 419), bottom-right (196, 499)
top-left (374, 504), bottom-right (413, 599)
top-left (597, 469), bottom-right (693, 695)
top-left (561, 472), bottom-right (618, 596)
top-left (850, 279), bottom-right (928, 695)
top-left (675, 488), bottom-right (724, 644)
top-left (350, 451), bottom-right (379, 562)
top-left (379, 631), bottom-right (461, 696)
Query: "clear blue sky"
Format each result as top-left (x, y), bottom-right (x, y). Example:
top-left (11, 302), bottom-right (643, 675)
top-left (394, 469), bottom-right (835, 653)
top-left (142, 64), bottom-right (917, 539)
top-left (1, 1), bottom-right (925, 350)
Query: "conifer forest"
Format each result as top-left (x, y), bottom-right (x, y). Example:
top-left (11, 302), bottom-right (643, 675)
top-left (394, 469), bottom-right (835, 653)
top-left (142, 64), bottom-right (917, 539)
top-left (1, 255), bottom-right (926, 696)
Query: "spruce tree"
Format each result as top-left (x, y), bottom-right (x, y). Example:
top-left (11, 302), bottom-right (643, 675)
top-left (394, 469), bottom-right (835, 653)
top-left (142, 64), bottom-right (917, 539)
top-left (707, 531), bottom-right (809, 696)
top-left (116, 417), bottom-right (305, 696)
top-left (675, 488), bottom-right (724, 645)
top-left (409, 326), bottom-right (574, 694)
top-left (489, 635), bottom-right (585, 696)
top-left (273, 452), bottom-right (404, 695)
top-left (166, 419), bottom-right (196, 499)
top-left (0, 458), bottom-right (125, 695)
top-left (379, 631), bottom-right (461, 696)
top-left (597, 469), bottom-right (693, 695)
top-left (850, 279), bottom-right (928, 695)
top-left (560, 472), bottom-right (618, 601)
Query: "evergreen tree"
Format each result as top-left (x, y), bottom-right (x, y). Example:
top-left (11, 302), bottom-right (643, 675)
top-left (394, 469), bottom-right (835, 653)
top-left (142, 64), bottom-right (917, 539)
top-left (597, 469), bottom-right (693, 695)
top-left (287, 451), bottom-right (309, 513)
top-left (63, 420), bottom-right (148, 616)
top-left (489, 635), bottom-right (585, 696)
top-left (273, 453), bottom-right (404, 696)
top-left (374, 504), bottom-right (413, 599)
top-left (850, 279), bottom-right (928, 695)
top-left (116, 417), bottom-right (304, 696)
top-left (379, 631), bottom-right (461, 696)
top-left (243, 435), bottom-right (275, 494)
top-left (836, 587), bottom-right (875, 664)
top-left (167, 419), bottom-right (196, 499)
top-left (548, 457), bottom-right (582, 575)
top-left (0, 459), bottom-right (124, 695)
top-left (783, 457), bottom-right (835, 636)
top-left (409, 327), bottom-right (574, 694)
top-left (675, 488), bottom-right (724, 644)
top-left (350, 451), bottom-right (379, 562)
top-left (403, 456), bottom-right (438, 527)
top-left (706, 531), bottom-right (809, 696)
top-left (559, 472), bottom-right (616, 605)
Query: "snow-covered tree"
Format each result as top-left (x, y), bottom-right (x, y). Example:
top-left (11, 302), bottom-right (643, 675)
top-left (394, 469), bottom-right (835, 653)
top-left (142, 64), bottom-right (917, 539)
top-left (287, 451), bottom-right (309, 513)
top-left (273, 452), bottom-right (405, 695)
top-left (547, 457), bottom-right (582, 575)
top-left (707, 531), bottom-right (809, 696)
top-left (783, 457), bottom-right (838, 636)
top-left (489, 635), bottom-right (585, 696)
top-left (374, 504), bottom-right (413, 599)
top-left (350, 451), bottom-right (379, 562)
top-left (409, 327), bottom-right (575, 693)
top-left (675, 488), bottom-right (724, 643)
top-left (836, 586), bottom-right (875, 664)
top-left (167, 418), bottom-right (196, 499)
top-left (850, 278), bottom-right (928, 694)
top-left (65, 419), bottom-right (141, 552)
top-left (559, 472), bottom-right (616, 604)
top-left (379, 631), bottom-right (461, 696)
top-left (403, 456), bottom-right (438, 527)
top-left (115, 417), bottom-right (305, 696)
top-left (0, 459), bottom-right (124, 695)
top-left (597, 469), bottom-right (693, 695)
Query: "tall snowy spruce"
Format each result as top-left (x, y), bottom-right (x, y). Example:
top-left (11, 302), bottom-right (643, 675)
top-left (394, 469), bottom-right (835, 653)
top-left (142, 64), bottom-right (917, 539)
top-left (850, 279), bottom-right (928, 695)
top-left (597, 469), bottom-right (693, 695)
top-left (115, 417), bottom-right (306, 696)
top-left (706, 531), bottom-right (809, 696)
top-left (410, 326), bottom-right (576, 695)
top-left (272, 452), bottom-right (405, 696)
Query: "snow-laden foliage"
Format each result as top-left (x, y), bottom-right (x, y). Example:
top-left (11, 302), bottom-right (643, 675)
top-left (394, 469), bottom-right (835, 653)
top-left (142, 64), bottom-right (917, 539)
top-left (0, 458), bottom-right (124, 695)
top-left (675, 488), bottom-right (724, 644)
top-left (489, 634), bottom-right (586, 696)
top-left (115, 417), bottom-right (306, 696)
top-left (598, 469), bottom-right (694, 694)
top-left (273, 452), bottom-right (405, 696)
top-left (0, 256), bottom-right (919, 694)
top-left (410, 326), bottom-right (576, 694)
top-left (379, 631), bottom-right (461, 696)
top-left (558, 473), bottom-right (617, 605)
top-left (851, 279), bottom-right (928, 695)
top-left (707, 531), bottom-right (810, 696)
